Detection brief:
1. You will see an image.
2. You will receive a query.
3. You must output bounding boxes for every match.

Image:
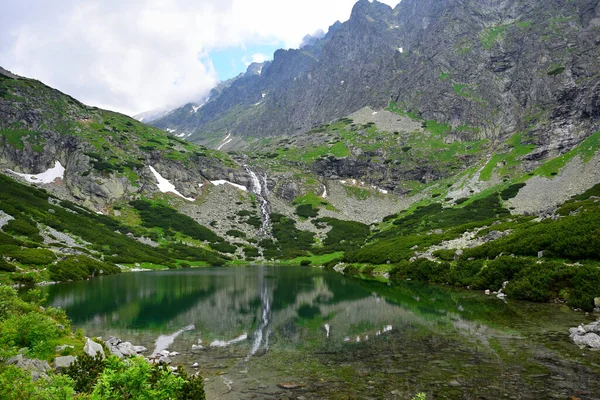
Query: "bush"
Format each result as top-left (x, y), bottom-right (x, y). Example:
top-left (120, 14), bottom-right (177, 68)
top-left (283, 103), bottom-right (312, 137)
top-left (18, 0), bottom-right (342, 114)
top-left (209, 242), bottom-right (237, 254)
top-left (296, 204), bottom-right (319, 218)
top-left (4, 248), bottom-right (55, 265)
top-left (471, 257), bottom-right (533, 290)
top-left (91, 356), bottom-right (185, 399)
top-left (432, 249), bottom-right (456, 261)
top-left (226, 229), bottom-right (246, 238)
top-left (130, 199), bottom-right (223, 243)
top-left (65, 353), bottom-right (105, 393)
top-left (49, 255), bottom-right (120, 282)
top-left (300, 260), bottom-right (311, 266)
top-left (0, 258), bottom-right (16, 272)
top-left (0, 365), bottom-right (75, 400)
top-left (2, 218), bottom-right (43, 242)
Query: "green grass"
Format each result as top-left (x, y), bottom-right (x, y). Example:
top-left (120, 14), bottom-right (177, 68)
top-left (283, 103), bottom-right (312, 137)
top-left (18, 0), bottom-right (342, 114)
top-left (481, 25), bottom-right (508, 49)
top-left (282, 252), bottom-right (344, 266)
top-left (534, 130), bottom-right (600, 177)
top-left (293, 192), bottom-right (334, 211)
top-left (479, 133), bottom-right (536, 181)
top-left (343, 185), bottom-right (371, 200)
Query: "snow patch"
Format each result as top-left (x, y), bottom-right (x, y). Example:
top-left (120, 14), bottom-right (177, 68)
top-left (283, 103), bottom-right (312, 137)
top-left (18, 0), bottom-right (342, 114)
top-left (398, 47), bottom-right (403, 53)
top-left (210, 180), bottom-right (248, 191)
top-left (9, 161), bottom-right (65, 184)
top-left (210, 333), bottom-right (248, 348)
top-left (341, 80), bottom-right (345, 85)
top-left (261, 93), bottom-right (266, 99)
top-left (321, 185), bottom-right (328, 198)
top-left (148, 166), bottom-right (194, 201)
top-left (217, 133), bottom-right (232, 151)
top-left (166, 128), bottom-right (176, 133)
top-left (372, 111), bottom-right (378, 116)
top-left (324, 324), bottom-right (330, 338)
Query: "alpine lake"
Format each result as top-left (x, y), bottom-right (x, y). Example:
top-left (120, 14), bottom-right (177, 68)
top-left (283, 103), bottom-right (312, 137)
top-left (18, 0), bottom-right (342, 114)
top-left (35, 266), bottom-right (600, 399)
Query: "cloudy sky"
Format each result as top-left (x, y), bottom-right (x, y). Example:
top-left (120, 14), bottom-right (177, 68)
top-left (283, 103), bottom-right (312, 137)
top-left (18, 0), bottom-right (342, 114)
top-left (0, 0), bottom-right (400, 116)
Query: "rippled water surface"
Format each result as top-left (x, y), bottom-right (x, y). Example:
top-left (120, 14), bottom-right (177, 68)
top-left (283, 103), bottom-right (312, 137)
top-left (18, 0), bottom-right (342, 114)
top-left (40, 266), bottom-right (600, 399)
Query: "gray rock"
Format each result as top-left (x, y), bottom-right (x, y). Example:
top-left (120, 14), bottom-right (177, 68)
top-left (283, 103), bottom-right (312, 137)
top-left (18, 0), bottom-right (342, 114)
top-left (117, 341), bottom-right (137, 357)
top-left (7, 354), bottom-right (51, 381)
top-left (583, 322), bottom-right (600, 334)
top-left (54, 356), bottom-right (77, 372)
top-left (84, 338), bottom-right (105, 359)
top-left (158, 355), bottom-right (171, 364)
top-left (134, 346), bottom-right (147, 354)
top-left (191, 344), bottom-right (205, 352)
top-left (105, 336), bottom-right (136, 358)
top-left (573, 332), bottom-right (600, 348)
top-left (595, 297), bottom-right (600, 308)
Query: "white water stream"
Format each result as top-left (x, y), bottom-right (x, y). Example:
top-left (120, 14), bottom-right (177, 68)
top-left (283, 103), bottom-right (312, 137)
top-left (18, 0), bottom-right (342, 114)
top-left (244, 166), bottom-right (271, 236)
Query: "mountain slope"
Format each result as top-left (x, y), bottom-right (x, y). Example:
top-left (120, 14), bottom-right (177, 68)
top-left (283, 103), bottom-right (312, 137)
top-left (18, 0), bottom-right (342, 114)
top-left (151, 0), bottom-right (600, 158)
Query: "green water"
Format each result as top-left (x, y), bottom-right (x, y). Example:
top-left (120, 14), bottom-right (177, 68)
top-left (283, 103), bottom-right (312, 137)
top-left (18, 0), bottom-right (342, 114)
top-left (40, 266), bottom-right (600, 399)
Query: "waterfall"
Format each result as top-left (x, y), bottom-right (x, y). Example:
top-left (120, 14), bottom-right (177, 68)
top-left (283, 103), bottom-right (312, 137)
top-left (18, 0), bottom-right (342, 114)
top-left (244, 166), bottom-right (271, 235)
top-left (248, 266), bottom-right (271, 357)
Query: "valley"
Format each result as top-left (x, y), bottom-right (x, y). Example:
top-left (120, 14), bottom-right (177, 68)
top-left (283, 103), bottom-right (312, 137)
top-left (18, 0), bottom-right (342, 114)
top-left (1, 0), bottom-right (600, 398)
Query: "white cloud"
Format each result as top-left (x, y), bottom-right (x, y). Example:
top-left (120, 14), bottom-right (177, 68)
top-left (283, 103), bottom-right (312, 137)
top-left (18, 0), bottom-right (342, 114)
top-left (0, 0), bottom-right (400, 116)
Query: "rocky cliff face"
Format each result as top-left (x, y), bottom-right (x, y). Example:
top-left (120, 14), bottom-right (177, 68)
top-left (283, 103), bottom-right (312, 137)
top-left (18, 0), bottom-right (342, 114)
top-left (152, 0), bottom-right (600, 159)
top-left (0, 69), bottom-right (244, 210)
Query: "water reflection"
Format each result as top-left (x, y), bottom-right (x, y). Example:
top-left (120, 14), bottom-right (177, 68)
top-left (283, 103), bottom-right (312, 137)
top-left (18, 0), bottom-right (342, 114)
top-left (38, 266), bottom-right (600, 399)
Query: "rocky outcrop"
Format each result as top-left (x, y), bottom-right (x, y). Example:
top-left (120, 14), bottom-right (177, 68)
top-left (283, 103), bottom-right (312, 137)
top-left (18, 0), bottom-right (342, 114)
top-left (7, 354), bottom-right (52, 381)
top-left (569, 320), bottom-right (600, 348)
top-left (153, 0), bottom-right (600, 159)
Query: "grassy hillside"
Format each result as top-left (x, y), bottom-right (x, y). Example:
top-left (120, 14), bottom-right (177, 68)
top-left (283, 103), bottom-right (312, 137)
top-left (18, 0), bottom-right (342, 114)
top-left (0, 174), bottom-right (228, 285)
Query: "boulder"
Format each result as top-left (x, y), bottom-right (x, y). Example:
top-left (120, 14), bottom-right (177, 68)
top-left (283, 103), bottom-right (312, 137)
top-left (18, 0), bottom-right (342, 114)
top-left (595, 297), bottom-right (600, 308)
top-left (157, 355), bottom-right (171, 364)
top-left (572, 333), bottom-right (600, 349)
top-left (84, 338), bottom-right (105, 359)
top-left (105, 336), bottom-right (137, 358)
top-left (191, 344), bottom-right (204, 352)
top-left (7, 354), bottom-right (51, 381)
top-left (134, 346), bottom-right (147, 354)
top-left (54, 356), bottom-right (77, 372)
top-left (117, 341), bottom-right (137, 357)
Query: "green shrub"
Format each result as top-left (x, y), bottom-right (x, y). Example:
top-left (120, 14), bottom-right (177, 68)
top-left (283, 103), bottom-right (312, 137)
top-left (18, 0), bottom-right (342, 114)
top-left (130, 200), bottom-right (223, 243)
top-left (91, 356), bottom-right (185, 399)
top-left (0, 364), bottom-right (75, 400)
top-left (500, 183), bottom-right (526, 200)
top-left (0, 258), bottom-right (16, 272)
top-left (65, 353), bottom-right (105, 393)
top-left (300, 260), bottom-right (311, 266)
top-left (296, 204), bottom-right (319, 218)
top-left (471, 257), bottom-right (533, 290)
top-left (209, 242), bottom-right (237, 254)
top-left (4, 248), bottom-right (55, 265)
top-left (226, 229), bottom-right (246, 238)
top-left (2, 218), bottom-right (43, 242)
top-left (49, 256), bottom-right (120, 282)
top-left (432, 249), bottom-right (456, 261)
